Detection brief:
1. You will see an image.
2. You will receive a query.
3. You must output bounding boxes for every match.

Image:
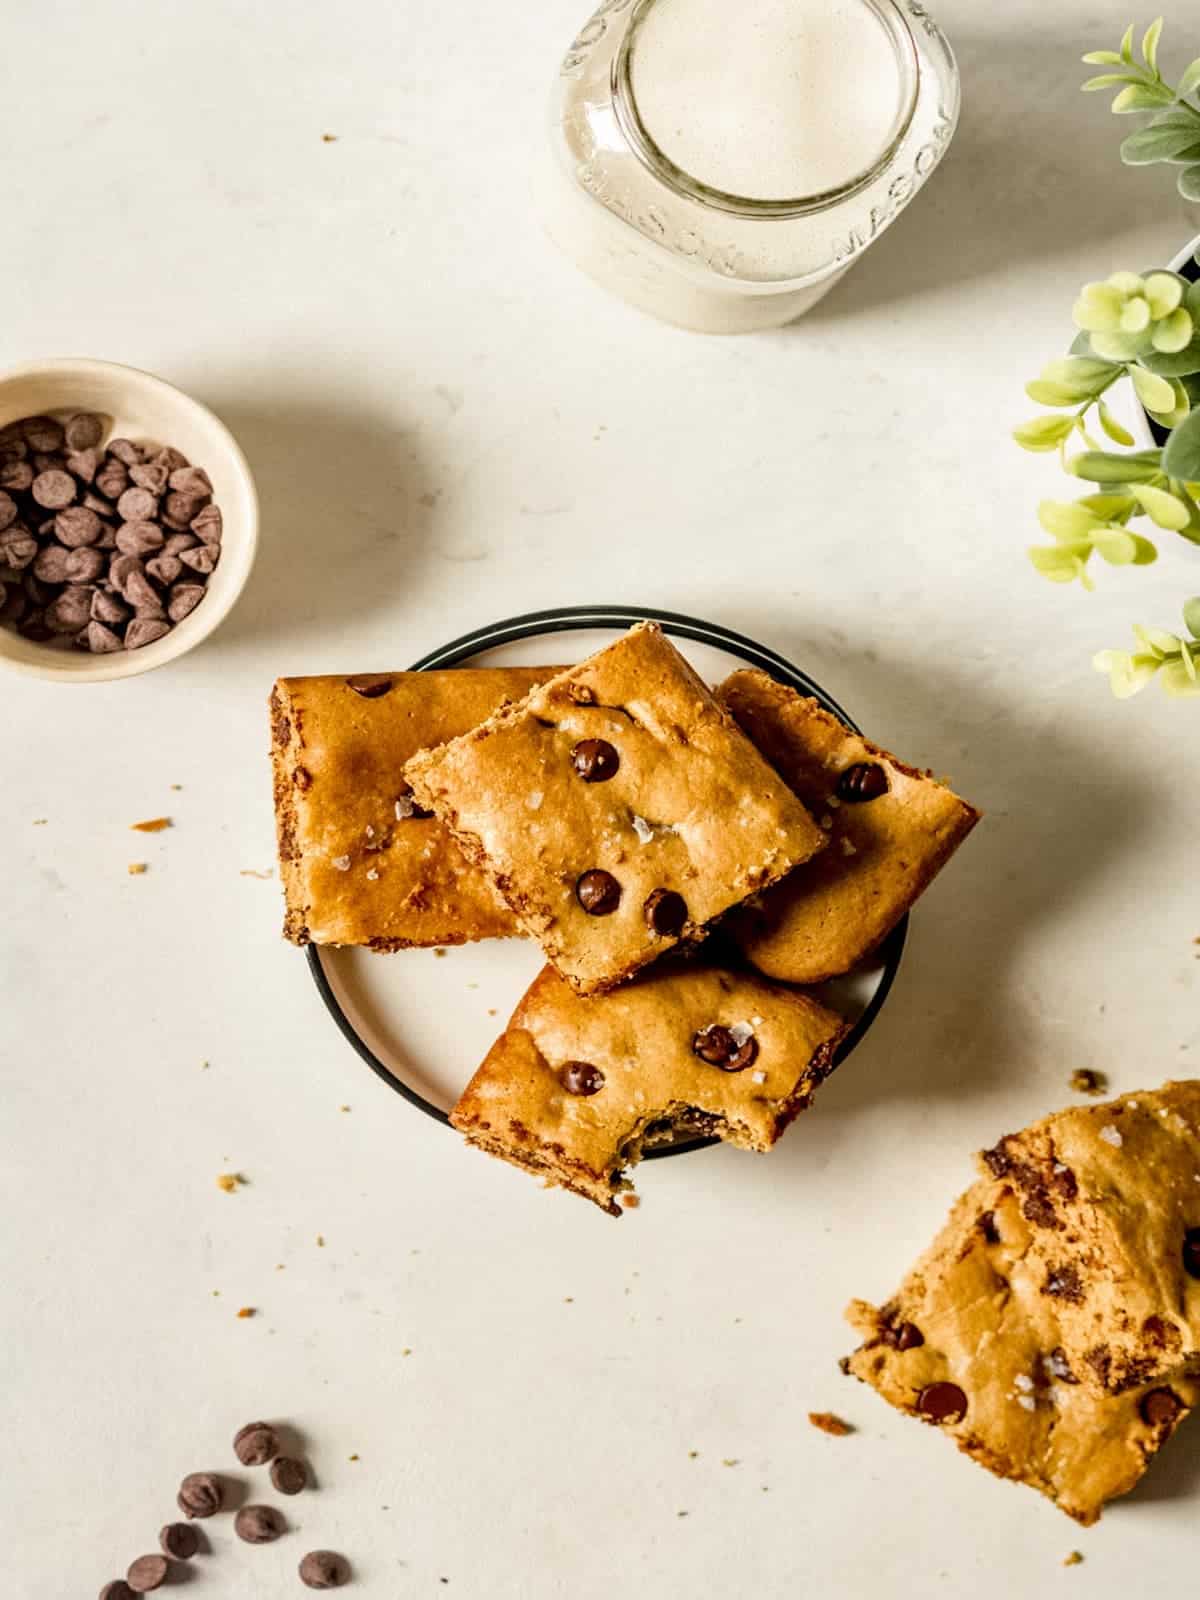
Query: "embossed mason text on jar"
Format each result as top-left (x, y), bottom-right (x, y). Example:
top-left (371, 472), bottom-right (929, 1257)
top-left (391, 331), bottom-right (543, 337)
top-left (542, 0), bottom-right (960, 333)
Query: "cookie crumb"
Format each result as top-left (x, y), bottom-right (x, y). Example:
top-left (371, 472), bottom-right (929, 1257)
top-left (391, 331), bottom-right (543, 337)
top-left (687, 1450), bottom-right (699, 1459)
top-left (676, 1510), bottom-right (688, 1518)
top-left (808, 1411), bottom-right (853, 1437)
top-left (487, 1008), bottom-right (497, 1016)
top-left (170, 784), bottom-right (183, 791)
top-left (200, 1060), bottom-right (210, 1070)
top-left (621, 1194), bottom-right (640, 1210)
top-left (1063, 1551), bottom-right (1083, 1567)
top-left (349, 1453), bottom-right (359, 1461)
top-left (322, 132), bottom-right (339, 142)
top-left (131, 816), bottom-right (172, 832)
top-left (434, 947), bottom-right (448, 958)
top-left (316, 1235), bottom-right (326, 1247)
top-left (32, 818), bottom-right (47, 825)
top-left (240, 868), bottom-right (273, 879)
top-left (127, 862), bottom-right (148, 875)
top-left (236, 1306), bottom-right (256, 1319)
top-left (401, 1347), bottom-right (412, 1356)
top-left (339, 1104), bottom-right (351, 1113)
top-left (216, 1173), bottom-right (244, 1193)
top-left (721, 1458), bottom-right (739, 1468)
top-left (1069, 1069), bottom-right (1107, 1096)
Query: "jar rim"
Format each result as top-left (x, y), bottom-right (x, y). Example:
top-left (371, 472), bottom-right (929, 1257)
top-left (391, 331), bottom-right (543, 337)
top-left (613, 0), bottom-right (922, 218)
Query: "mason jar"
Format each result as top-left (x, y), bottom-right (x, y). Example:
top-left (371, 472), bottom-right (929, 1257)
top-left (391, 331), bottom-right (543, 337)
top-left (542, 0), bottom-right (960, 333)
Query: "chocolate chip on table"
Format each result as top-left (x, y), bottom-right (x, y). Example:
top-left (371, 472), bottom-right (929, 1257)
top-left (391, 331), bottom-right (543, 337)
top-left (916, 1381), bottom-right (968, 1423)
top-left (692, 1024), bottom-right (758, 1072)
top-left (571, 738), bottom-right (620, 782)
top-left (1140, 1387), bottom-right (1183, 1426)
top-left (63, 411), bottom-right (103, 450)
top-left (836, 762), bottom-right (889, 803)
top-left (561, 1061), bottom-right (605, 1096)
top-left (234, 1419), bottom-right (280, 1465)
top-left (235, 1504), bottom-right (286, 1544)
top-left (126, 1553), bottom-right (170, 1592)
top-left (99, 1582), bottom-right (136, 1600)
top-left (31, 468), bottom-right (77, 510)
top-left (299, 1550), bottom-right (350, 1589)
top-left (643, 888), bottom-right (687, 937)
top-left (177, 1470), bottom-right (223, 1518)
top-left (55, 505), bottom-right (103, 547)
top-left (576, 869), bottom-right (621, 915)
top-left (158, 1522), bottom-right (200, 1560)
top-left (271, 1456), bottom-right (309, 1495)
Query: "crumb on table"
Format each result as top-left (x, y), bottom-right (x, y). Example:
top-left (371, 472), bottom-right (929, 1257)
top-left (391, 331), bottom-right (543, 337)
top-left (434, 948), bottom-right (448, 959)
top-left (1069, 1069), bottom-right (1107, 1096)
top-left (131, 817), bottom-right (172, 832)
top-left (240, 868), bottom-right (274, 879)
top-left (316, 1234), bottom-right (326, 1247)
top-left (216, 1172), bottom-right (245, 1193)
top-left (1063, 1551), bottom-right (1084, 1567)
top-left (621, 1194), bottom-right (640, 1210)
top-left (127, 863), bottom-right (148, 875)
top-left (236, 1306), bottom-right (256, 1318)
top-left (808, 1411), bottom-right (854, 1437)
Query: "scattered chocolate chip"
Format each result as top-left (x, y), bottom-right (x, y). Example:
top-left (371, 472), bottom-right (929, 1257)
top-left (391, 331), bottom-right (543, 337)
top-left (64, 412), bottom-right (103, 450)
top-left (126, 1553), bottom-right (170, 1592)
top-left (271, 1456), bottom-right (309, 1495)
top-left (836, 762), bottom-right (889, 803)
top-left (1046, 1346), bottom-right (1078, 1383)
top-left (32, 468), bottom-right (76, 509)
top-left (1140, 1387), bottom-right (1183, 1426)
top-left (571, 738), bottom-right (620, 782)
top-left (916, 1382), bottom-right (967, 1423)
top-left (1069, 1067), bottom-right (1107, 1096)
top-left (692, 1024), bottom-right (758, 1072)
top-left (346, 674), bottom-right (393, 698)
top-left (643, 888), bottom-right (687, 937)
top-left (177, 1471), bottom-right (223, 1518)
top-left (158, 1522), bottom-right (200, 1560)
top-left (808, 1411), bottom-right (853, 1437)
top-left (236, 1504), bottom-right (286, 1544)
top-left (1184, 1227), bottom-right (1200, 1281)
top-left (576, 869), bottom-right (621, 915)
top-left (234, 1419), bottom-right (280, 1465)
top-left (300, 1550), bottom-right (350, 1589)
top-left (99, 1582), bottom-right (136, 1600)
top-left (561, 1061), bottom-right (605, 1096)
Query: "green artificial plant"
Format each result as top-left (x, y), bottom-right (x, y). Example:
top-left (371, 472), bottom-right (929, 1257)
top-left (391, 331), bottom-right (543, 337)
top-left (1015, 19), bottom-right (1200, 698)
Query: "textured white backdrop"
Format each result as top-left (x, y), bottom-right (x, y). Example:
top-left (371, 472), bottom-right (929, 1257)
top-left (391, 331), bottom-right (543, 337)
top-left (3, 1), bottom-right (1198, 1595)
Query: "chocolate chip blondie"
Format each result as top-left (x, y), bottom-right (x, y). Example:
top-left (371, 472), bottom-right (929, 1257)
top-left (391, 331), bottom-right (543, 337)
top-left (844, 1082), bottom-right (1200, 1523)
top-left (450, 960), bottom-right (849, 1215)
top-left (716, 669), bottom-right (979, 983)
top-left (270, 668), bottom-right (555, 949)
top-left (404, 625), bottom-right (828, 994)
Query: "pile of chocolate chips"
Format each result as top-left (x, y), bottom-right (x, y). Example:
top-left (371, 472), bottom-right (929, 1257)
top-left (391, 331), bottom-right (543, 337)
top-left (96, 1420), bottom-right (350, 1594)
top-left (0, 411), bottom-right (222, 653)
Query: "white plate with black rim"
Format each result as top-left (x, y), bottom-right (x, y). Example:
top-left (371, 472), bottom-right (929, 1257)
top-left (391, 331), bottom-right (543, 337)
top-left (306, 605), bottom-right (906, 1157)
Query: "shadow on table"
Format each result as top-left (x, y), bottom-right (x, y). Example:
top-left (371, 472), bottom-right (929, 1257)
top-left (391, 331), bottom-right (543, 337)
top-left (1120, 1407), bottom-right (1200, 1510)
top-left (721, 626), bottom-right (1145, 1131)
top-left (198, 393), bottom-right (445, 656)
top-left (799, 21), bottom-right (1190, 321)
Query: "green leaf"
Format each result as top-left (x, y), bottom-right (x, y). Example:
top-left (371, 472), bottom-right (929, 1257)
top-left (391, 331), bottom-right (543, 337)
top-left (1131, 532), bottom-right (1160, 563)
top-left (1179, 163), bottom-right (1200, 200)
top-left (1142, 17), bottom-right (1163, 73)
top-left (1134, 625), bottom-right (1181, 656)
top-left (1034, 357), bottom-right (1122, 401)
top-left (1037, 500), bottom-right (1103, 539)
top-left (1121, 124), bottom-right (1200, 163)
top-left (1029, 544), bottom-right (1090, 583)
top-left (1092, 527), bottom-right (1140, 563)
top-left (1082, 50), bottom-right (1125, 65)
top-left (1098, 399), bottom-right (1136, 445)
top-left (1131, 364), bottom-right (1177, 413)
top-left (1070, 449), bottom-right (1164, 483)
top-left (1083, 72), bottom-right (1139, 91)
top-left (1161, 655), bottom-right (1200, 694)
top-left (1163, 407), bottom-right (1200, 476)
top-left (1152, 308), bottom-right (1194, 352)
top-left (1025, 380), bottom-right (1084, 407)
top-left (1079, 492), bottom-right (1137, 518)
top-left (1094, 649), bottom-right (1161, 697)
top-left (1152, 377), bottom-right (1192, 428)
top-left (1114, 82), bottom-right (1175, 112)
top-left (1090, 330), bottom-right (1144, 362)
top-left (1131, 483), bottom-right (1190, 527)
top-left (1184, 596), bottom-right (1200, 638)
top-left (1178, 58), bottom-right (1200, 98)
top-left (1137, 337), bottom-right (1200, 376)
top-left (1014, 414), bottom-right (1077, 451)
top-left (1120, 23), bottom-right (1135, 64)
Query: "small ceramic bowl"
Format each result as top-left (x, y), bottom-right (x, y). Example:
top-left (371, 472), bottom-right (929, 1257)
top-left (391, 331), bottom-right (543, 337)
top-left (0, 358), bottom-right (257, 682)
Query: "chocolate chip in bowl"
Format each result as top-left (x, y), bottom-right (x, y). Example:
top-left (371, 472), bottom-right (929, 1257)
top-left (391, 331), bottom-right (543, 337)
top-left (0, 359), bottom-right (256, 681)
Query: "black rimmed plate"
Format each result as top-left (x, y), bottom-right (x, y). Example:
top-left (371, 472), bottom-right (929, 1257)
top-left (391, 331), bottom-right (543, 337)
top-left (307, 606), bottom-right (906, 1156)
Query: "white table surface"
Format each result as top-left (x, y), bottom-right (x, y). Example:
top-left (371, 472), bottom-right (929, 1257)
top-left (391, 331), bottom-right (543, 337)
top-left (4, 1), bottom-right (1200, 1595)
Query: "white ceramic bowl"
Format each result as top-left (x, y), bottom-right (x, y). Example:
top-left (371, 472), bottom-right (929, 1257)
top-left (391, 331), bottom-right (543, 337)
top-left (0, 359), bottom-right (257, 682)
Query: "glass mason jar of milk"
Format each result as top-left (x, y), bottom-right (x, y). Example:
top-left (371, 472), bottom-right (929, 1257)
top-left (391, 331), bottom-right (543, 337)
top-left (543, 0), bottom-right (959, 332)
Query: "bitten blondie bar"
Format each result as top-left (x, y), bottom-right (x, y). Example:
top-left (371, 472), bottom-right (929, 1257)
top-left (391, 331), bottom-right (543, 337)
top-left (716, 669), bottom-right (980, 982)
top-left (451, 960), bottom-right (849, 1215)
top-left (270, 668), bottom-right (555, 949)
top-left (405, 625), bottom-right (828, 994)
top-left (844, 1082), bottom-right (1200, 1523)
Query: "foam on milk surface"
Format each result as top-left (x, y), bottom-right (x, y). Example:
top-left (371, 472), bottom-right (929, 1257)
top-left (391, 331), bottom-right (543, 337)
top-left (629, 0), bottom-right (908, 202)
